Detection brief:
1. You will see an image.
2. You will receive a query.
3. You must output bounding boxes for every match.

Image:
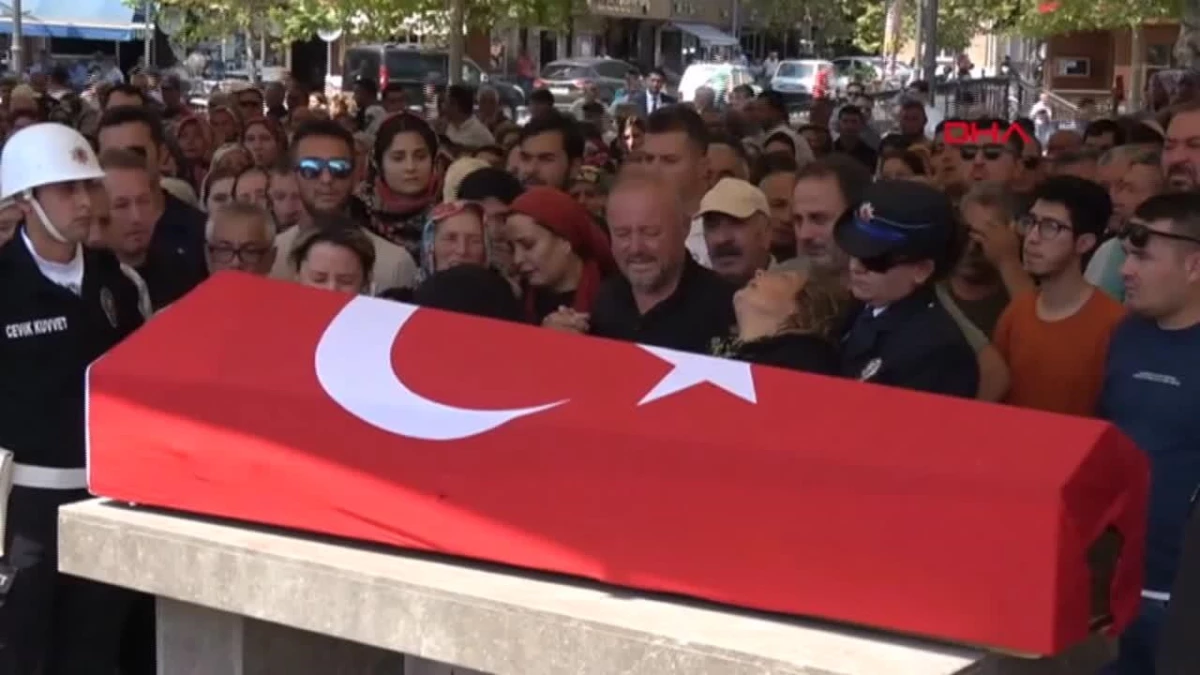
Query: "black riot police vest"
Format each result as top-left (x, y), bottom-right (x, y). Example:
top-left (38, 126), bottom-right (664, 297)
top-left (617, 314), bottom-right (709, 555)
top-left (0, 232), bottom-right (144, 469)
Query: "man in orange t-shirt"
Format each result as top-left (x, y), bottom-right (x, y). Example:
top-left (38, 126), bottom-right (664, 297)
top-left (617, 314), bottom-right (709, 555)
top-left (994, 175), bottom-right (1125, 415)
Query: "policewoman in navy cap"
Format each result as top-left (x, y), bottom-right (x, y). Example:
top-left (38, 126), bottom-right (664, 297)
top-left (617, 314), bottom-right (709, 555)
top-left (834, 179), bottom-right (979, 398)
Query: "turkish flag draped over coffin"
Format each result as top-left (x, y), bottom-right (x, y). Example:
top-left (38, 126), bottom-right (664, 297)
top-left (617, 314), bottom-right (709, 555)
top-left (86, 273), bottom-right (1148, 655)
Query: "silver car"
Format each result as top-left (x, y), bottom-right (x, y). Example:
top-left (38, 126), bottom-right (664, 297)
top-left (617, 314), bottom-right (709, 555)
top-left (769, 59), bottom-right (831, 106)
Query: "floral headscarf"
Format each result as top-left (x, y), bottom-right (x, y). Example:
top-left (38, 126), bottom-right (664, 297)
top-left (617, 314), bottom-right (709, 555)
top-left (418, 200), bottom-right (491, 281)
top-left (364, 113), bottom-right (443, 259)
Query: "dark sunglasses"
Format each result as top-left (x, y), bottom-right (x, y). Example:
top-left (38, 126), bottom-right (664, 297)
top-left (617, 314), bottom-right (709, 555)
top-left (295, 157), bottom-right (354, 180)
top-left (206, 243), bottom-right (270, 265)
top-left (857, 254), bottom-right (914, 274)
top-left (1117, 221), bottom-right (1200, 248)
top-left (1022, 156), bottom-right (1041, 170)
top-left (958, 144), bottom-right (1007, 161)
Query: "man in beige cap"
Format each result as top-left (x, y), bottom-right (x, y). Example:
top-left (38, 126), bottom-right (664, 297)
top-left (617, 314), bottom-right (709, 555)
top-left (697, 177), bottom-right (773, 286)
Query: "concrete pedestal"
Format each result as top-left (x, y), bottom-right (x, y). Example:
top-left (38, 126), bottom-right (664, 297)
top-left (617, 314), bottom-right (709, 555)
top-left (58, 499), bottom-right (1112, 675)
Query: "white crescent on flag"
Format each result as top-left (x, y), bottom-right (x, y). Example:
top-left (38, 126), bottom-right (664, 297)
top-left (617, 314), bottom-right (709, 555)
top-left (314, 296), bottom-right (567, 441)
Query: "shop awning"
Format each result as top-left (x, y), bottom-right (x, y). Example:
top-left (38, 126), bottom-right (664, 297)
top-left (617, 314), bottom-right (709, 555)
top-left (670, 21), bottom-right (739, 47)
top-left (0, 0), bottom-right (144, 41)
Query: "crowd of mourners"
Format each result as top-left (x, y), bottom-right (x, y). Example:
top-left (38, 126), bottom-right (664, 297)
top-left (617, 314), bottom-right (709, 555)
top-left (3, 59), bottom-right (1200, 674)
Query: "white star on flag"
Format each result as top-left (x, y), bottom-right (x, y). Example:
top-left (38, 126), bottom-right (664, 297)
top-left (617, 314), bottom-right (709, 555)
top-left (636, 344), bottom-right (758, 405)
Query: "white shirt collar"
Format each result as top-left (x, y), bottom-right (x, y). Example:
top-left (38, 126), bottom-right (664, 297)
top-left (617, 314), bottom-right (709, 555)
top-left (22, 229), bottom-right (84, 294)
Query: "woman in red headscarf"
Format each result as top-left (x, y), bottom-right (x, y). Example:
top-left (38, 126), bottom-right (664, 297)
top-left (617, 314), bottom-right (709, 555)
top-left (505, 186), bottom-right (616, 326)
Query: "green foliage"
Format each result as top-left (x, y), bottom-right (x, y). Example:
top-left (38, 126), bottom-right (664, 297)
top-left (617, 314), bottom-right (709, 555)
top-left (1013, 0), bottom-right (1180, 36)
top-left (150, 0), bottom-right (577, 45)
top-left (845, 0), bottom-right (1023, 54)
top-left (742, 0), bottom-right (853, 41)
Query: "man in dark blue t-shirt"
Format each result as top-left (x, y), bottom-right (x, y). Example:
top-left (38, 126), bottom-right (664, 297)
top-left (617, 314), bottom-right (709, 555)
top-left (1098, 192), bottom-right (1200, 675)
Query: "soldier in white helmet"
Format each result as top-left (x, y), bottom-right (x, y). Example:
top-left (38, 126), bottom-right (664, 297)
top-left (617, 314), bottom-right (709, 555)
top-left (0, 123), bottom-right (150, 673)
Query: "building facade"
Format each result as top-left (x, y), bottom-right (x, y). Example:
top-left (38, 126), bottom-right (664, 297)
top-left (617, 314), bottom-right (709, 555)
top-left (1044, 21), bottom-right (1180, 100)
top-left (490, 0), bottom-right (738, 75)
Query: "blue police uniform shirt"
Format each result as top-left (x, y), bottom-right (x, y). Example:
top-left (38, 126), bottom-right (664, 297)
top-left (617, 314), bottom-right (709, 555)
top-left (1098, 314), bottom-right (1200, 593)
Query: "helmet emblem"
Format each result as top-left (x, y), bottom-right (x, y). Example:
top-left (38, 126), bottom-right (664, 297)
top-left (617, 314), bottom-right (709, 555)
top-left (857, 202), bottom-right (875, 222)
top-left (71, 146), bottom-right (90, 165)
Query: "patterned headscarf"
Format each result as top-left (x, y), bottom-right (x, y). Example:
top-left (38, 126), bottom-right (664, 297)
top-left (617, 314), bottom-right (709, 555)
top-left (418, 200), bottom-right (491, 281)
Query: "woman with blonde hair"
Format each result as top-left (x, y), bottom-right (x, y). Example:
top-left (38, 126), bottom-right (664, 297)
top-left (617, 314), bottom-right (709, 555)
top-left (722, 265), bottom-right (847, 374)
top-left (207, 104), bottom-right (243, 145)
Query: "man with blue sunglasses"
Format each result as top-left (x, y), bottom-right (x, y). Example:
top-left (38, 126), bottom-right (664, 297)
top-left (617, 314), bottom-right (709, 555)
top-left (268, 119), bottom-right (417, 294)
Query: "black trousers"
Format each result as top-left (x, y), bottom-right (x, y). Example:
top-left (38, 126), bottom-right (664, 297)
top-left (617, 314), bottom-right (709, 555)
top-left (0, 487), bottom-right (154, 675)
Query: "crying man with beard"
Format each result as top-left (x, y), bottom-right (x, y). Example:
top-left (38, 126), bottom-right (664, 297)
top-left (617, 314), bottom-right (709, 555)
top-left (1163, 103), bottom-right (1200, 193)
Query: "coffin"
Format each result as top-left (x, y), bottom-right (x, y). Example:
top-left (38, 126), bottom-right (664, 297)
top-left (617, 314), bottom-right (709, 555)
top-left (86, 273), bottom-right (1149, 655)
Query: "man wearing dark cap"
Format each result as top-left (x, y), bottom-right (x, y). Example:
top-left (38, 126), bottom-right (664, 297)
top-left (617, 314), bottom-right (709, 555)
top-left (835, 180), bottom-right (979, 398)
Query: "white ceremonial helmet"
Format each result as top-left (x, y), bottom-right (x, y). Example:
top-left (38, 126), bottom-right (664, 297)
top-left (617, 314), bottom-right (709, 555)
top-left (0, 123), bottom-right (105, 243)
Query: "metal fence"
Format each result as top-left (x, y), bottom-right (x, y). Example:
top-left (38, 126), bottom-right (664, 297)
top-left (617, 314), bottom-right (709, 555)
top-left (868, 77), bottom-right (1035, 122)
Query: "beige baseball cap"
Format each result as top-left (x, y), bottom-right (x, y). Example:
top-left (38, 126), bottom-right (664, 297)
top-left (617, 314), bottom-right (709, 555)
top-left (697, 177), bottom-right (769, 220)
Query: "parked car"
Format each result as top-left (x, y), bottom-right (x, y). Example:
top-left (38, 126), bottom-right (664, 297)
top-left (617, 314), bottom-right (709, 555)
top-left (342, 43), bottom-right (524, 117)
top-left (831, 56), bottom-right (912, 93)
top-left (677, 62), bottom-right (757, 103)
top-left (769, 59), bottom-right (831, 108)
top-left (831, 56), bottom-right (880, 92)
top-left (534, 57), bottom-right (635, 107)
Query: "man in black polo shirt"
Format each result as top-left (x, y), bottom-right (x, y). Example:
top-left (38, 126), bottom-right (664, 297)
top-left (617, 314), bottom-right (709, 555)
top-left (590, 170), bottom-right (736, 354)
top-left (96, 105), bottom-right (208, 281)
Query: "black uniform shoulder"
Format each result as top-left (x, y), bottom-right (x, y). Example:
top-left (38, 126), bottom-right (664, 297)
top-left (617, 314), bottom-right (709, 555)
top-left (843, 288), bottom-right (979, 399)
top-left (885, 296), bottom-right (978, 398)
top-left (0, 236), bottom-right (21, 279)
top-left (82, 244), bottom-right (125, 273)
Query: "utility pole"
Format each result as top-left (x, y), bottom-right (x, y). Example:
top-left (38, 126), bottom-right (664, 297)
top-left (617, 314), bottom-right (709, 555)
top-left (913, 0), bottom-right (923, 70)
top-left (920, 0), bottom-right (938, 82)
top-left (447, 0), bottom-right (465, 85)
top-left (142, 0), bottom-right (152, 67)
top-left (731, 0), bottom-right (740, 50)
top-left (11, 0), bottom-right (23, 74)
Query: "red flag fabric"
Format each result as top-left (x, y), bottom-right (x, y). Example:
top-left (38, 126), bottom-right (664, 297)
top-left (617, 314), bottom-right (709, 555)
top-left (86, 273), bottom-right (1149, 655)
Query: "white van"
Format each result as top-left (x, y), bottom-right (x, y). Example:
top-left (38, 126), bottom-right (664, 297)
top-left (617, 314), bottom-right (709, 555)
top-left (677, 62), bottom-right (757, 102)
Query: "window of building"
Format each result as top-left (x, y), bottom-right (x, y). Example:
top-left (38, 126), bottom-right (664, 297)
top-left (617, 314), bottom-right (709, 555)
top-left (1056, 58), bottom-right (1091, 77)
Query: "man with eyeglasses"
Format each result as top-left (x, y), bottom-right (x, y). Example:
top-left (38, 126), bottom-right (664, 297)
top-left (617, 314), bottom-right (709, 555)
top-left (1098, 192), bottom-right (1200, 674)
top-left (993, 176), bottom-right (1124, 416)
top-left (834, 179), bottom-right (978, 398)
top-left (268, 119), bottom-right (417, 293)
top-left (205, 202), bottom-right (276, 275)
